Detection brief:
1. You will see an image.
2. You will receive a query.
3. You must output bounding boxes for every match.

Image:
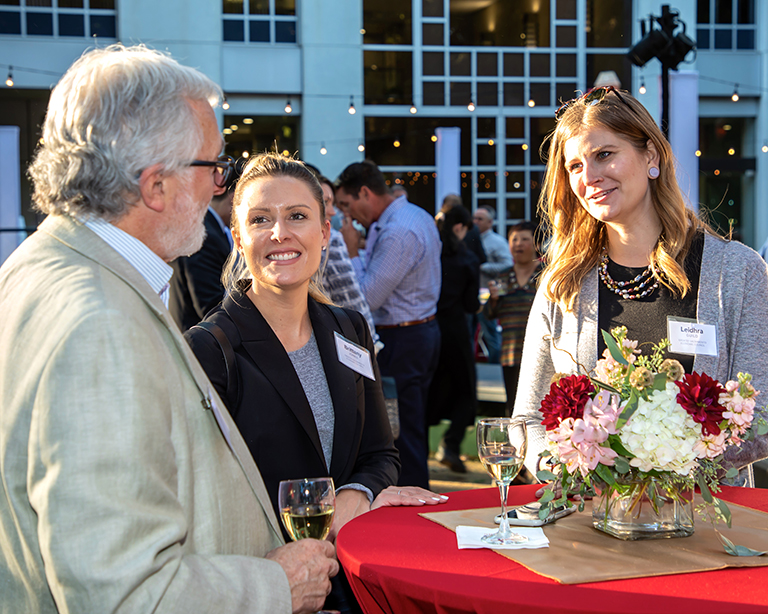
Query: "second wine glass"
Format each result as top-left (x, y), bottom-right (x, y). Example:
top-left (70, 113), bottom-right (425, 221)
top-left (278, 477), bottom-right (336, 542)
top-left (476, 417), bottom-right (528, 545)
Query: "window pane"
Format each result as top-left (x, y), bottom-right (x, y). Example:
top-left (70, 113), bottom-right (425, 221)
top-left (556, 0), bottom-right (576, 20)
top-left (556, 54), bottom-right (576, 76)
top-left (696, 28), bottom-right (710, 49)
top-left (363, 0), bottom-right (411, 44)
top-left (249, 19), bottom-right (269, 41)
top-left (90, 14), bottom-right (114, 36)
top-left (422, 23), bottom-right (442, 45)
top-left (503, 53), bottom-right (523, 76)
top-left (530, 82), bottom-right (550, 107)
top-left (506, 117), bottom-right (523, 138)
top-left (248, 0), bottom-right (268, 14)
top-left (423, 0), bottom-right (442, 17)
top-left (477, 171), bottom-right (496, 192)
top-left (89, 0), bottom-right (114, 8)
top-left (476, 53), bottom-right (497, 76)
top-left (506, 198), bottom-right (526, 220)
top-left (423, 81), bottom-right (444, 105)
top-left (449, 81), bottom-right (470, 106)
top-left (223, 18), bottom-right (245, 41)
top-left (275, 20), bottom-right (295, 42)
top-left (0, 0), bottom-right (20, 5)
top-left (26, 0), bottom-right (51, 6)
top-left (736, 29), bottom-right (754, 49)
top-left (503, 82), bottom-right (523, 106)
top-left (59, 13), bottom-right (84, 36)
top-left (422, 51), bottom-right (444, 75)
top-left (529, 53), bottom-right (549, 77)
top-left (0, 11), bottom-right (21, 33)
top-left (506, 172), bottom-right (524, 192)
top-left (274, 0), bottom-right (295, 15)
top-left (450, 0), bottom-right (550, 47)
top-left (364, 50), bottom-right (413, 105)
top-left (477, 117), bottom-right (495, 138)
top-left (450, 52), bottom-right (470, 76)
top-left (223, 0), bottom-right (243, 14)
top-left (714, 28), bottom-right (731, 48)
top-left (556, 82), bottom-right (579, 106)
top-left (715, 0), bottom-right (732, 23)
top-left (586, 53), bottom-right (631, 90)
top-left (477, 147), bottom-right (496, 166)
top-left (556, 25), bottom-right (576, 47)
top-left (27, 12), bottom-right (53, 35)
top-left (737, 0), bottom-right (754, 23)
top-left (531, 117), bottom-right (556, 165)
top-left (477, 81), bottom-right (497, 106)
top-left (587, 0), bottom-right (632, 48)
top-left (506, 144), bottom-right (524, 165)
top-left (697, 0), bottom-right (710, 23)
top-left (59, 0), bottom-right (83, 6)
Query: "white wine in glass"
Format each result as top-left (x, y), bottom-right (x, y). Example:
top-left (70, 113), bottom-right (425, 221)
top-left (278, 477), bottom-right (336, 542)
top-left (476, 417), bottom-right (528, 545)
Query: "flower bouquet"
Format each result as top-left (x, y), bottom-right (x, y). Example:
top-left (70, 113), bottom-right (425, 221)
top-left (536, 327), bottom-right (767, 546)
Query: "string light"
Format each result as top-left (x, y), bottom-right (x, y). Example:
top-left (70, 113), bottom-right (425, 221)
top-left (319, 142), bottom-right (327, 155)
top-left (527, 98), bottom-right (535, 107)
top-left (285, 97), bottom-right (293, 113)
top-left (639, 77), bottom-right (647, 95)
top-left (762, 143), bottom-right (768, 154)
top-left (5, 66), bottom-right (13, 87)
top-left (409, 103), bottom-right (417, 114)
top-left (358, 142), bottom-right (365, 152)
top-left (431, 135), bottom-right (437, 142)
top-left (731, 85), bottom-right (739, 102)
top-left (222, 96), bottom-right (229, 110)
top-left (467, 99), bottom-right (475, 112)
top-left (348, 95), bottom-right (356, 115)
top-left (393, 139), bottom-right (401, 147)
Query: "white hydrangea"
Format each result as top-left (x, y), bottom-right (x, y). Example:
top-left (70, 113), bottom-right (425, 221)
top-left (619, 382), bottom-right (703, 475)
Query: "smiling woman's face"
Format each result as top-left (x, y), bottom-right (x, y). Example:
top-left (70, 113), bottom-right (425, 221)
top-left (233, 175), bottom-right (330, 293)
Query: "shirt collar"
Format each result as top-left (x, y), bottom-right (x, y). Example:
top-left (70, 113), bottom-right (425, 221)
top-left (84, 217), bottom-right (173, 305)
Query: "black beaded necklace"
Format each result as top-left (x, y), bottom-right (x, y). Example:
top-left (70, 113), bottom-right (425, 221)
top-left (598, 252), bottom-right (660, 300)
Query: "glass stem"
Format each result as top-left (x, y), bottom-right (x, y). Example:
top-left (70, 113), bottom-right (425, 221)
top-left (496, 480), bottom-right (511, 539)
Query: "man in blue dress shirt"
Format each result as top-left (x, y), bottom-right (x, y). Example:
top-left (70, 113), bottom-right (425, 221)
top-left (336, 161), bottom-right (441, 489)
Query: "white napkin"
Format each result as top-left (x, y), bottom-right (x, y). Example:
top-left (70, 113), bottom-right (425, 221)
top-left (456, 525), bottom-right (549, 550)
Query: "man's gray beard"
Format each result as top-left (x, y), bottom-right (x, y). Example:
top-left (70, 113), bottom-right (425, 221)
top-left (164, 181), bottom-right (209, 260)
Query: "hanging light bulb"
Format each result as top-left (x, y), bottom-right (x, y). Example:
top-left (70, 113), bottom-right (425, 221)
top-left (527, 98), bottom-right (535, 108)
top-left (357, 142), bottom-right (365, 152)
top-left (348, 95), bottom-right (356, 115)
top-left (731, 85), bottom-right (739, 102)
top-left (222, 96), bottom-right (230, 110)
top-left (285, 97), bottom-right (293, 113)
top-left (467, 99), bottom-right (475, 112)
top-left (639, 77), bottom-right (647, 95)
top-left (5, 66), bottom-right (13, 87)
top-left (320, 142), bottom-right (327, 155)
top-left (762, 143), bottom-right (768, 154)
top-left (409, 103), bottom-right (417, 114)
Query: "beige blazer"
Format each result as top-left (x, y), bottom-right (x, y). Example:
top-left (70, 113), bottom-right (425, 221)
top-left (0, 215), bottom-right (291, 613)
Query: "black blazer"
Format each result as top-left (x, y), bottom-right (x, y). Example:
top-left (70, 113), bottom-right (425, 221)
top-left (169, 210), bottom-right (231, 332)
top-left (185, 287), bottom-right (400, 521)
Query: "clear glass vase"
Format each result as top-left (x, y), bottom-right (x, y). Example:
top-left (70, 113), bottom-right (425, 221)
top-left (592, 476), bottom-right (694, 540)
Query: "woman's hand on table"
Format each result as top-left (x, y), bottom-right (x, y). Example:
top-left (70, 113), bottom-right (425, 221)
top-left (371, 486), bottom-right (449, 509)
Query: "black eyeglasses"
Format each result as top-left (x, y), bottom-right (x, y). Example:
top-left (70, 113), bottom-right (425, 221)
top-left (190, 154), bottom-right (236, 188)
top-left (555, 86), bottom-right (633, 121)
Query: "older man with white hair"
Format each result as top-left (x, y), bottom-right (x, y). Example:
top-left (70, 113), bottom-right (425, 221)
top-left (0, 45), bottom-right (336, 614)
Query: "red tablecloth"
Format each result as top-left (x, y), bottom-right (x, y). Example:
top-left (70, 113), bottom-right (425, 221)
top-left (336, 485), bottom-right (768, 614)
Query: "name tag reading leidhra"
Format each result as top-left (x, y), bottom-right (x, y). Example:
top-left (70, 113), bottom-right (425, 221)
top-left (334, 331), bottom-right (376, 380)
top-left (667, 317), bottom-right (718, 357)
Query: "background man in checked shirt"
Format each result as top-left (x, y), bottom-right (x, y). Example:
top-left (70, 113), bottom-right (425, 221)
top-left (336, 161), bottom-right (442, 489)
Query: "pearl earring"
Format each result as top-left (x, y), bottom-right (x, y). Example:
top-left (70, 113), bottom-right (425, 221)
top-left (648, 167), bottom-right (660, 179)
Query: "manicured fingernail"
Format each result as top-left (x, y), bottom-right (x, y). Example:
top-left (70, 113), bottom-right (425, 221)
top-left (418, 499), bottom-right (426, 503)
top-left (440, 495), bottom-right (449, 500)
top-left (432, 496), bottom-right (442, 501)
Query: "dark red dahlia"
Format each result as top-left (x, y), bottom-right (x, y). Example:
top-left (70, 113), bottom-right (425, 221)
top-left (540, 374), bottom-right (594, 431)
top-left (676, 372), bottom-right (726, 436)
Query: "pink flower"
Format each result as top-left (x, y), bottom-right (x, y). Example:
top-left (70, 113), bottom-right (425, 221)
top-left (720, 391), bottom-right (756, 435)
top-left (693, 432), bottom-right (727, 459)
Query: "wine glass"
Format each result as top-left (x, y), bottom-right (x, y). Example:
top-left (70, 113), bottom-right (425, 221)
top-left (476, 417), bottom-right (528, 545)
top-left (278, 477), bottom-right (336, 542)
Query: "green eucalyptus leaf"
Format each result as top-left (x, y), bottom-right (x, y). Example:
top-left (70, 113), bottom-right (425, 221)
top-left (537, 469), bottom-right (558, 482)
top-left (696, 472), bottom-right (714, 504)
top-left (618, 391), bottom-right (639, 427)
top-left (718, 532), bottom-right (768, 557)
top-left (539, 506), bottom-right (551, 520)
top-left (590, 378), bottom-right (621, 395)
top-left (602, 329), bottom-right (629, 366)
top-left (758, 423), bottom-right (768, 436)
top-left (725, 467), bottom-right (739, 479)
top-left (594, 463), bottom-right (616, 486)
top-left (652, 373), bottom-right (668, 391)
top-left (715, 497), bottom-right (733, 528)
top-left (607, 435), bottom-right (633, 458)
top-left (613, 457), bottom-right (631, 474)
top-left (539, 449), bottom-right (552, 458)
top-left (539, 488), bottom-right (555, 503)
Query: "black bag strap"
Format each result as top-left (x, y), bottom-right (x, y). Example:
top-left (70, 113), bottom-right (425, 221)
top-left (328, 304), bottom-right (359, 346)
top-left (192, 320), bottom-right (241, 411)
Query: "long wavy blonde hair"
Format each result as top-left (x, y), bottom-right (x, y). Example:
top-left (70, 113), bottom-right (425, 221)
top-left (221, 152), bottom-right (331, 304)
top-left (539, 89), bottom-right (715, 312)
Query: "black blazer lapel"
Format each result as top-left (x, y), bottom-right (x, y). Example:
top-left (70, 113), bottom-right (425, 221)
top-left (308, 300), bottom-right (360, 476)
top-left (223, 292), bottom-right (326, 467)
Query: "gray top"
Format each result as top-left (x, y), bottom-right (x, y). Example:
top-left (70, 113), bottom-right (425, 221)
top-left (479, 229), bottom-right (513, 288)
top-left (287, 332), bottom-right (335, 469)
top-left (513, 234), bottom-right (768, 486)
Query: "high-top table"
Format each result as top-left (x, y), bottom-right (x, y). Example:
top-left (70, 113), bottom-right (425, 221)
top-left (336, 485), bottom-right (768, 614)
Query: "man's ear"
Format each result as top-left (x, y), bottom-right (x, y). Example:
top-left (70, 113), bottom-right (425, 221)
top-left (137, 163), bottom-right (168, 213)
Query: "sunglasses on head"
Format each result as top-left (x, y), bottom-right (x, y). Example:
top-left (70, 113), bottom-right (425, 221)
top-left (555, 86), bottom-right (633, 121)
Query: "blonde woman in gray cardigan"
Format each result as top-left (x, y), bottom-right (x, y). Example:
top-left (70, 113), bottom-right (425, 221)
top-left (513, 87), bottom-right (768, 487)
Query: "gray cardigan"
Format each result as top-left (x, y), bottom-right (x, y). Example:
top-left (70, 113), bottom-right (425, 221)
top-left (513, 234), bottom-right (768, 486)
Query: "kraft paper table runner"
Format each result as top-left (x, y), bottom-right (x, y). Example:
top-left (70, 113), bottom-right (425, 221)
top-left (420, 497), bottom-right (768, 584)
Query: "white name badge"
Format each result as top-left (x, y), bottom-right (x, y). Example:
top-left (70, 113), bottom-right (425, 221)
top-left (334, 331), bottom-right (376, 380)
top-left (667, 317), bottom-right (718, 357)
